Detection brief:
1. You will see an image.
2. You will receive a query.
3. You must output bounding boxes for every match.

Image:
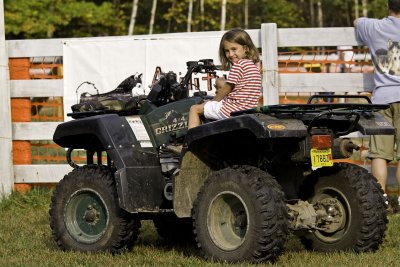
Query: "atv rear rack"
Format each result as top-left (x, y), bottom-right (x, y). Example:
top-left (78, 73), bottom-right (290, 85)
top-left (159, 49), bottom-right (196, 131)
top-left (231, 95), bottom-right (389, 116)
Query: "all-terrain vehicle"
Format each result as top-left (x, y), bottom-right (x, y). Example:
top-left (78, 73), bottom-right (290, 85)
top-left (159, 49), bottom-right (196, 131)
top-left (50, 59), bottom-right (395, 263)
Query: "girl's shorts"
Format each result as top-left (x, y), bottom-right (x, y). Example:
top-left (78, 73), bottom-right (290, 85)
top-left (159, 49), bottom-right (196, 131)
top-left (204, 101), bottom-right (227, 120)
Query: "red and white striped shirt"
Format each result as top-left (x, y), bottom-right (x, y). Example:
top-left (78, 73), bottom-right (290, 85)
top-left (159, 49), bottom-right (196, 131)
top-left (220, 59), bottom-right (262, 117)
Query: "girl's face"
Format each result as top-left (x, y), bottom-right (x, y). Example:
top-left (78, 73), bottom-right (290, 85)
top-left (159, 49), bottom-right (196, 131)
top-left (223, 41), bottom-right (248, 64)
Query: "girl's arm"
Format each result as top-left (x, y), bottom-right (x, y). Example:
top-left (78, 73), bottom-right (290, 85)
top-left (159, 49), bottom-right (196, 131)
top-left (213, 82), bottom-right (234, 101)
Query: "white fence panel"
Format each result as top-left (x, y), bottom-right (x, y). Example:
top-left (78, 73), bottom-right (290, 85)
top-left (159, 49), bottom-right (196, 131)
top-left (10, 80), bottom-right (64, 97)
top-left (7, 39), bottom-right (63, 57)
top-left (12, 122), bottom-right (60, 141)
top-left (261, 24), bottom-right (372, 104)
top-left (0, 0), bottom-right (13, 197)
top-left (277, 27), bottom-right (357, 47)
top-left (14, 165), bottom-right (72, 183)
top-left (279, 73), bottom-right (374, 93)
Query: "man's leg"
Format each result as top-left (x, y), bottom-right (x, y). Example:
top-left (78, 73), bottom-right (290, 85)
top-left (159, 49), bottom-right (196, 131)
top-left (371, 158), bottom-right (388, 192)
top-left (396, 161), bottom-right (400, 196)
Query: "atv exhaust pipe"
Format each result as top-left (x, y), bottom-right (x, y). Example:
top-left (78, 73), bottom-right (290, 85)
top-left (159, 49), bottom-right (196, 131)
top-left (332, 138), bottom-right (360, 159)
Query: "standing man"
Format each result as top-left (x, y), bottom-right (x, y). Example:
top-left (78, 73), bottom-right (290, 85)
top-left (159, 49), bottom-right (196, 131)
top-left (354, 0), bottom-right (400, 211)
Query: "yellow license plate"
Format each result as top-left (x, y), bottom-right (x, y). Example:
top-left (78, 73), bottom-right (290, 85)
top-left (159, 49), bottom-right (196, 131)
top-left (310, 148), bottom-right (333, 167)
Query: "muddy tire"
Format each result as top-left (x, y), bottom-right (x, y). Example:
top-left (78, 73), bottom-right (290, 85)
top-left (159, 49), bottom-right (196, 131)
top-left (192, 166), bottom-right (288, 263)
top-left (49, 165), bottom-right (141, 252)
top-left (298, 163), bottom-right (387, 252)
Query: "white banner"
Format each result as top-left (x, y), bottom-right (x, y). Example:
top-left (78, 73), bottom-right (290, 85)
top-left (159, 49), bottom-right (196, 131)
top-left (63, 34), bottom-right (226, 120)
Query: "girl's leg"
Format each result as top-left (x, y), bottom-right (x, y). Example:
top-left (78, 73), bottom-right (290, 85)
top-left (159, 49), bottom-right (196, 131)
top-left (189, 103), bottom-right (205, 129)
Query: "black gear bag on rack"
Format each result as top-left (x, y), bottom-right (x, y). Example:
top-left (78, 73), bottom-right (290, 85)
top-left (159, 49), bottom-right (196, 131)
top-left (71, 74), bottom-right (146, 116)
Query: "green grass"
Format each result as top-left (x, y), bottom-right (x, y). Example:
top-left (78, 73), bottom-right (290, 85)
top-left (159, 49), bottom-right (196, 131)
top-left (1, 188), bottom-right (400, 267)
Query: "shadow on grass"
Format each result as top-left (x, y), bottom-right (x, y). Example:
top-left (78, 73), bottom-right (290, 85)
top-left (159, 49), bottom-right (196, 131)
top-left (135, 220), bottom-right (202, 258)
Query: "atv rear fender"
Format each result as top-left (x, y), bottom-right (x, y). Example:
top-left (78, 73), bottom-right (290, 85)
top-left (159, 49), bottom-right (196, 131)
top-left (174, 111), bottom-right (395, 218)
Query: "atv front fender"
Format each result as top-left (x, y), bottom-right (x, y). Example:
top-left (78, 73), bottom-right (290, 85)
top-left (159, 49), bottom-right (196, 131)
top-left (53, 114), bottom-right (163, 213)
top-left (53, 114), bottom-right (136, 151)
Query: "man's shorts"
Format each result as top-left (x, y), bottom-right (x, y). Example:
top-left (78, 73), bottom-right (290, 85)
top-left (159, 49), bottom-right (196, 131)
top-left (204, 101), bottom-right (227, 120)
top-left (368, 102), bottom-right (400, 161)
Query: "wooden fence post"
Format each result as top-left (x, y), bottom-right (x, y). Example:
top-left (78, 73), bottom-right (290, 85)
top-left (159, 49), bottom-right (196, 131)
top-left (261, 23), bottom-right (280, 105)
top-left (0, 0), bottom-right (14, 197)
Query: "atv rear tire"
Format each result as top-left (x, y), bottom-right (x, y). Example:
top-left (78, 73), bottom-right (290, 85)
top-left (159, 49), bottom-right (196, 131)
top-left (299, 163), bottom-right (387, 252)
top-left (192, 166), bottom-right (288, 263)
top-left (49, 165), bottom-right (141, 252)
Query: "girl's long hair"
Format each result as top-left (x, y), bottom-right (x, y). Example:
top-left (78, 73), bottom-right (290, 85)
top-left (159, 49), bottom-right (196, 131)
top-left (219, 28), bottom-right (260, 70)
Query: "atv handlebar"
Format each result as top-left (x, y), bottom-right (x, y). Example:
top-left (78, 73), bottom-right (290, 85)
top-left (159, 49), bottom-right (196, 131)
top-left (182, 59), bottom-right (217, 88)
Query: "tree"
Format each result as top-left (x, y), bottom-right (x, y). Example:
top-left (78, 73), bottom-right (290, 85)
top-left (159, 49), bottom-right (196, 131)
top-left (256, 0), bottom-right (306, 28)
top-left (354, 0), bottom-right (359, 19)
top-left (200, 0), bottom-right (205, 31)
top-left (317, 0), bottom-right (323, 27)
top-left (3, 0), bottom-right (390, 39)
top-left (149, 0), bottom-right (157, 34)
top-left (244, 0), bottom-right (248, 29)
top-left (4, 0), bottom-right (127, 39)
top-left (362, 0), bottom-right (367, 16)
top-left (187, 0), bottom-right (194, 32)
top-left (221, 0), bottom-right (227, 31)
top-left (128, 0), bottom-right (139, 35)
top-left (310, 0), bottom-right (315, 27)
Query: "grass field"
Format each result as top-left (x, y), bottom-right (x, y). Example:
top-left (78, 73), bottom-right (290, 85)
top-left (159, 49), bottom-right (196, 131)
top-left (1, 187), bottom-right (400, 267)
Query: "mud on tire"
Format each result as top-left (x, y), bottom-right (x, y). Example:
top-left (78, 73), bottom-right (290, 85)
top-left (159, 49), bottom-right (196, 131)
top-left (49, 165), bottom-right (141, 253)
top-left (298, 162), bottom-right (387, 252)
top-left (192, 165), bottom-right (288, 263)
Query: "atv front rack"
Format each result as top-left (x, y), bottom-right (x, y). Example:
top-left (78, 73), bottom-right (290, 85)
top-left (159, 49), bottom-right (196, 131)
top-left (67, 109), bottom-right (133, 119)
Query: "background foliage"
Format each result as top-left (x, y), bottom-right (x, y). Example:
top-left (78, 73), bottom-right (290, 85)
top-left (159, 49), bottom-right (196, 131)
top-left (4, 0), bottom-right (389, 39)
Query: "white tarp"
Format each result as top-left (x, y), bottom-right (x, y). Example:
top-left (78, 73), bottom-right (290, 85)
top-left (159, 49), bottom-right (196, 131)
top-left (63, 33), bottom-right (226, 120)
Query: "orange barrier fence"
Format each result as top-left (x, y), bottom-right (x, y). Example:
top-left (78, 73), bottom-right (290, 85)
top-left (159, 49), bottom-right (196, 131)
top-left (30, 57), bottom-right (63, 79)
top-left (31, 97), bottom-right (64, 122)
top-left (10, 58), bottom-right (63, 192)
top-left (277, 48), bottom-right (374, 74)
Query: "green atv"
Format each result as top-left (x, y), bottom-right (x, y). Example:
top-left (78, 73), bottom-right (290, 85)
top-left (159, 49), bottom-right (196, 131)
top-left (49, 59), bottom-right (394, 263)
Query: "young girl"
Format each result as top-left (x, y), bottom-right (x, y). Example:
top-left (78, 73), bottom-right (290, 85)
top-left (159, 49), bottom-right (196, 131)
top-left (188, 28), bottom-right (262, 129)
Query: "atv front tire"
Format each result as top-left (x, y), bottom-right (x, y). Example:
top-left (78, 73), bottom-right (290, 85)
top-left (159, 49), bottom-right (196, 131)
top-left (299, 163), bottom-right (387, 252)
top-left (192, 166), bottom-right (288, 263)
top-left (49, 165), bottom-right (140, 252)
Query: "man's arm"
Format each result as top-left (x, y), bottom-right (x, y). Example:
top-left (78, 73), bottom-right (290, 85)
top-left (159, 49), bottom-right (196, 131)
top-left (353, 17), bottom-right (367, 45)
top-left (354, 18), bottom-right (361, 27)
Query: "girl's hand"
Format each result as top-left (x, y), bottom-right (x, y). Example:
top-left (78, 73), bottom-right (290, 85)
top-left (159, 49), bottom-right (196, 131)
top-left (214, 82), bottom-right (233, 101)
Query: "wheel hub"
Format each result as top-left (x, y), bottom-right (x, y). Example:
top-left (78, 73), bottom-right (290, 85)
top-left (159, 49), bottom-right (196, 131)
top-left (311, 188), bottom-right (351, 243)
top-left (65, 189), bottom-right (109, 244)
top-left (207, 191), bottom-right (249, 251)
top-left (234, 211), bottom-right (247, 229)
top-left (317, 197), bottom-right (346, 233)
top-left (83, 205), bottom-right (100, 225)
